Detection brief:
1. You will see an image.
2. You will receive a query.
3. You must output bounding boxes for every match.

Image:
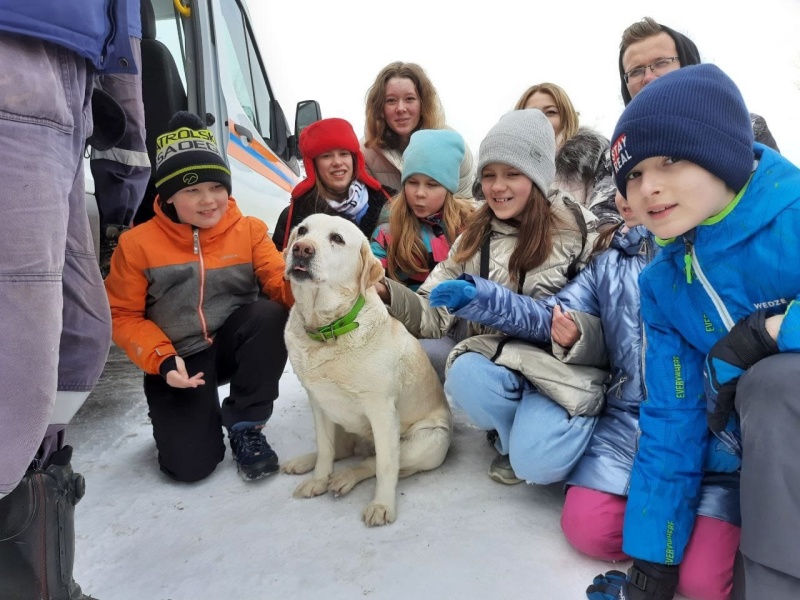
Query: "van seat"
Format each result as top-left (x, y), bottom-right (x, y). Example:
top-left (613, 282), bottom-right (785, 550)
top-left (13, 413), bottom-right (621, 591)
top-left (134, 0), bottom-right (188, 224)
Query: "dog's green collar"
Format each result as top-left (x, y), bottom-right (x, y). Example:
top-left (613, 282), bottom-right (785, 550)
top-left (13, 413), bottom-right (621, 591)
top-left (307, 295), bottom-right (365, 341)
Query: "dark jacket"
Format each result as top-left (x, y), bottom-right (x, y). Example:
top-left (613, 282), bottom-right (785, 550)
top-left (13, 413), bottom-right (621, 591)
top-left (272, 185), bottom-right (389, 251)
top-left (0, 0), bottom-right (136, 74)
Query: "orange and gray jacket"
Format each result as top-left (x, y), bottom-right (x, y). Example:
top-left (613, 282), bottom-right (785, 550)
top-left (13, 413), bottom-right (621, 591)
top-left (105, 197), bottom-right (293, 375)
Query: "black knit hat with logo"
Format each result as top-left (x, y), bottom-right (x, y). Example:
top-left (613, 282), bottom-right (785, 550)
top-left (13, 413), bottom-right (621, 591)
top-left (155, 112), bottom-right (232, 202)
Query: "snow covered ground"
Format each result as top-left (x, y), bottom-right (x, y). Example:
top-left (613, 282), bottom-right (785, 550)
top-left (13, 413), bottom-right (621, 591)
top-left (67, 346), bottom-right (689, 600)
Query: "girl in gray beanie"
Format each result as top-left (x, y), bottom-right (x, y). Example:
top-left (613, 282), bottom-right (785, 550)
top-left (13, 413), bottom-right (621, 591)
top-left (375, 108), bottom-right (599, 485)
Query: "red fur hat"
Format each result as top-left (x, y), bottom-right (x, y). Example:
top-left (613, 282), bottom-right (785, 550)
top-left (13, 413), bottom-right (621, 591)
top-left (292, 118), bottom-right (384, 199)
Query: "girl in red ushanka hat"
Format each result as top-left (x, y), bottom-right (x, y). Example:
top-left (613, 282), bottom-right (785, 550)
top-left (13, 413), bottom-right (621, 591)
top-left (272, 118), bottom-right (390, 250)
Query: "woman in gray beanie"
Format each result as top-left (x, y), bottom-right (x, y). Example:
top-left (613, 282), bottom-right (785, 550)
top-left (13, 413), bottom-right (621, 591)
top-left (375, 108), bottom-right (600, 486)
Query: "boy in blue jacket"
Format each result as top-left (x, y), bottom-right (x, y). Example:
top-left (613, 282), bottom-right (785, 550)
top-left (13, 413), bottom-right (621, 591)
top-left (588, 64), bottom-right (800, 600)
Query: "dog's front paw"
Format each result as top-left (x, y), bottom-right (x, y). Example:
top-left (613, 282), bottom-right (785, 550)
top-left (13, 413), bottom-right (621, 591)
top-left (328, 470), bottom-right (358, 497)
top-left (293, 478), bottom-right (329, 498)
top-left (281, 452), bottom-right (317, 475)
top-left (362, 501), bottom-right (396, 527)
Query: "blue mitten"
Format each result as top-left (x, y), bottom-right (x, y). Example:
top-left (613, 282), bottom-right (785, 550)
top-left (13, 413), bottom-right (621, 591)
top-left (586, 561), bottom-right (679, 600)
top-left (428, 279), bottom-right (476, 311)
top-left (586, 570), bottom-right (627, 600)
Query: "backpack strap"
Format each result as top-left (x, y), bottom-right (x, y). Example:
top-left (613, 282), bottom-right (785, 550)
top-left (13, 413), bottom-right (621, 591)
top-left (562, 197), bottom-right (588, 281)
top-left (480, 235), bottom-right (491, 279)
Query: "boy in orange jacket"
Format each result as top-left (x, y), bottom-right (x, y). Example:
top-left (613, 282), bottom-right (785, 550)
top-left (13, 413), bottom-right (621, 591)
top-left (105, 112), bottom-right (293, 482)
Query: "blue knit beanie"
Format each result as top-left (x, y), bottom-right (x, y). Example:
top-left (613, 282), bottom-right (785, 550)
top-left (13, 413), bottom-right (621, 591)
top-left (401, 129), bottom-right (466, 194)
top-left (612, 64), bottom-right (754, 198)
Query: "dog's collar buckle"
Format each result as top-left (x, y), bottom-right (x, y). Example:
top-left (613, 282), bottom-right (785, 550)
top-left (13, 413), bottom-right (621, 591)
top-left (307, 295), bottom-right (366, 342)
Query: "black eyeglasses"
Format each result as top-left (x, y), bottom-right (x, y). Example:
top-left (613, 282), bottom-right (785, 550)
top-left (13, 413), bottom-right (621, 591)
top-left (623, 57), bottom-right (680, 84)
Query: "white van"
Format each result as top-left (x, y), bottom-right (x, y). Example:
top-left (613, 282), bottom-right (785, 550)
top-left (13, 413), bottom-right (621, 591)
top-left (86, 0), bottom-right (319, 248)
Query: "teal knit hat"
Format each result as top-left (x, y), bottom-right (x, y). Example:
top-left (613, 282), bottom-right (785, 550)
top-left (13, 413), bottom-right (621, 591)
top-left (401, 129), bottom-right (465, 194)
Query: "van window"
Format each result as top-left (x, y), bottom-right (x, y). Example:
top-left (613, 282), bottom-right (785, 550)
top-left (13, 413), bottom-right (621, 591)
top-left (217, 0), bottom-right (274, 146)
top-left (150, 0), bottom-right (188, 90)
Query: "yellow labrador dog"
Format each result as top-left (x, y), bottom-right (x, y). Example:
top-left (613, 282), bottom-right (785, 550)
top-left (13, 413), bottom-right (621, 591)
top-left (282, 213), bottom-right (452, 526)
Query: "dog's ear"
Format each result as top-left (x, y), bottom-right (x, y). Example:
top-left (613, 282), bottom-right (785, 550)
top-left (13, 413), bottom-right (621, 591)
top-left (359, 239), bottom-right (385, 294)
top-left (283, 225), bottom-right (300, 280)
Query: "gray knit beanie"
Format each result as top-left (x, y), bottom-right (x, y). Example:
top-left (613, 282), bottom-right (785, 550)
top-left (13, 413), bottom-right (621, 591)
top-left (477, 109), bottom-right (556, 196)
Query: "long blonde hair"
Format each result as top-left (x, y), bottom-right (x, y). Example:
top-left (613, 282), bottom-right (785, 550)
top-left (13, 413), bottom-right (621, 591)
top-left (386, 189), bottom-right (473, 280)
top-left (453, 186), bottom-right (574, 284)
top-left (514, 82), bottom-right (579, 143)
top-left (364, 62), bottom-right (445, 151)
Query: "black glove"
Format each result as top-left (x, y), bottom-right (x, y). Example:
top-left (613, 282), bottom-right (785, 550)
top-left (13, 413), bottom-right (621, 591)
top-left (704, 310), bottom-right (778, 434)
top-left (587, 560), bottom-right (679, 600)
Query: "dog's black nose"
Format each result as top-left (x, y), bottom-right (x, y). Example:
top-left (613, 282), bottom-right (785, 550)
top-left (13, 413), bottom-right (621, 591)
top-left (292, 240), bottom-right (315, 258)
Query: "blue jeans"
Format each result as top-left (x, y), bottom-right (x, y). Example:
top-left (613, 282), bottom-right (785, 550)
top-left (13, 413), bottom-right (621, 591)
top-left (0, 35), bottom-right (111, 495)
top-left (445, 352), bottom-right (597, 484)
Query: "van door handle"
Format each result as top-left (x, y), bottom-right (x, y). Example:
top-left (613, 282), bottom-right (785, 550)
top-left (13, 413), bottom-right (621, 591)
top-left (234, 123), bottom-right (253, 143)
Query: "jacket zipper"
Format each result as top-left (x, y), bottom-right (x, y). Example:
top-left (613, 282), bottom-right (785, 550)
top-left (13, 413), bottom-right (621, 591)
top-left (607, 375), bottom-right (628, 399)
top-left (686, 240), bottom-right (735, 331)
top-left (640, 325), bottom-right (648, 401)
top-left (194, 229), bottom-right (212, 344)
top-left (639, 238), bottom-right (650, 402)
top-left (683, 239), bottom-right (694, 283)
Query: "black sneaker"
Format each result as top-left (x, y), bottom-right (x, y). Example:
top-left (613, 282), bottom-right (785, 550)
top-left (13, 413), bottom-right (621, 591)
top-left (228, 427), bottom-right (279, 481)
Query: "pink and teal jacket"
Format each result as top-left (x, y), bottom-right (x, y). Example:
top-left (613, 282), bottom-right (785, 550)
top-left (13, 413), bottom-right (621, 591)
top-left (370, 213), bottom-right (453, 291)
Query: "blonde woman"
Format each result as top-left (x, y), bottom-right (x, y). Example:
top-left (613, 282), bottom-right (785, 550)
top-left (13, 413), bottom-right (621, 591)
top-left (514, 83), bottom-right (618, 229)
top-left (362, 61), bottom-right (474, 198)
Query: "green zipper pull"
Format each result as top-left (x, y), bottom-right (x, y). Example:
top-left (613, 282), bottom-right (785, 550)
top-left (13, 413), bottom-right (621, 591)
top-left (684, 253), bottom-right (693, 283)
top-left (683, 241), bottom-right (693, 284)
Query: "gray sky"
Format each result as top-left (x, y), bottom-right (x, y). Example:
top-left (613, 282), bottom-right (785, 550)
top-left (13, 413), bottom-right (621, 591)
top-left (252, 0), bottom-right (800, 165)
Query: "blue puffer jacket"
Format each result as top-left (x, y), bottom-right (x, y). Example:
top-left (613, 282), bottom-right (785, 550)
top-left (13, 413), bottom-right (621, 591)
top-left (0, 0), bottom-right (135, 74)
top-left (454, 225), bottom-right (740, 523)
top-left (625, 144), bottom-right (800, 566)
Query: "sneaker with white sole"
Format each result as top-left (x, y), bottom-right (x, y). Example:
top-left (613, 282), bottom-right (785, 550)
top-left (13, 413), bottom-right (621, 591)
top-left (488, 454), bottom-right (523, 485)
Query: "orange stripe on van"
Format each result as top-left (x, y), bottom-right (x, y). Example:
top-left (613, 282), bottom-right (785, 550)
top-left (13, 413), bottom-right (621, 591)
top-left (227, 120), bottom-right (299, 192)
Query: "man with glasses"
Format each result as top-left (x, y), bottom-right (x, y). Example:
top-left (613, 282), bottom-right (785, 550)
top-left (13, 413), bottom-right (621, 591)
top-left (618, 17), bottom-right (700, 105)
top-left (617, 17), bottom-right (779, 150)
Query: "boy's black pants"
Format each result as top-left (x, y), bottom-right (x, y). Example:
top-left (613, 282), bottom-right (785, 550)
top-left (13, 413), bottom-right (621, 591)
top-left (144, 298), bottom-right (289, 482)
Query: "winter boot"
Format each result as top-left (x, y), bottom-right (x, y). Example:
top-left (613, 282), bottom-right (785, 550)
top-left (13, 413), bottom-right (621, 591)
top-left (488, 453), bottom-right (523, 485)
top-left (0, 446), bottom-right (97, 599)
top-left (228, 426), bottom-right (279, 481)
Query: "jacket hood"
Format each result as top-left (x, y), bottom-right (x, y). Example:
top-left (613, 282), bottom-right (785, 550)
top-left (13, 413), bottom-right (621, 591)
top-left (291, 118), bottom-right (384, 200)
top-left (555, 127), bottom-right (609, 188)
top-left (612, 224), bottom-right (651, 256)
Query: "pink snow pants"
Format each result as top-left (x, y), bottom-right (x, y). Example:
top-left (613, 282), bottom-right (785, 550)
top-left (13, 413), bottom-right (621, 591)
top-left (561, 486), bottom-right (740, 600)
